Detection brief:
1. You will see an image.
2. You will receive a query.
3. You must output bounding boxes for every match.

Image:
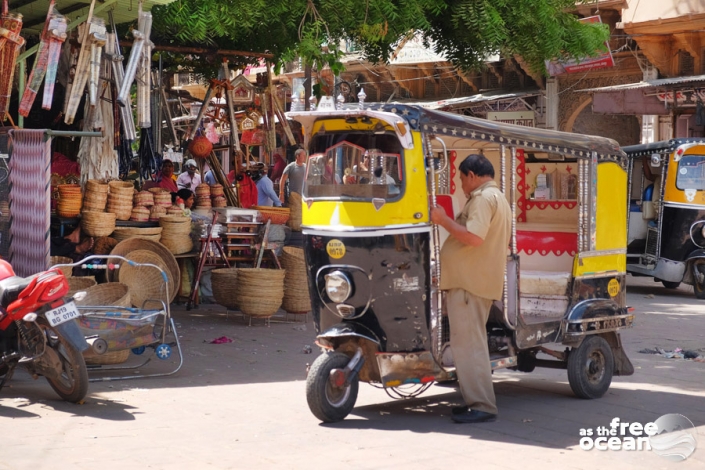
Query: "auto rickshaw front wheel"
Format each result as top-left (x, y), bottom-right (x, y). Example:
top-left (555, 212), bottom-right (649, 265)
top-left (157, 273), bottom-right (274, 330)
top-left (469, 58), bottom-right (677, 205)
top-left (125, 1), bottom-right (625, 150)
top-left (306, 351), bottom-right (359, 423)
top-left (567, 335), bottom-right (614, 399)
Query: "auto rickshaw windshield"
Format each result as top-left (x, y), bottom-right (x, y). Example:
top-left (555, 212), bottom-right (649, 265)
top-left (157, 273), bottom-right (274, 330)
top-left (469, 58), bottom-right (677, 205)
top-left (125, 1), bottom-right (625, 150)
top-left (676, 154), bottom-right (705, 190)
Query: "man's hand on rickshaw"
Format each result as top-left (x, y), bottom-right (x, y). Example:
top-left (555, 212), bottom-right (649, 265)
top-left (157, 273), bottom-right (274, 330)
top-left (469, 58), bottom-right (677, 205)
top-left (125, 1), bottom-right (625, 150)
top-left (430, 207), bottom-right (450, 226)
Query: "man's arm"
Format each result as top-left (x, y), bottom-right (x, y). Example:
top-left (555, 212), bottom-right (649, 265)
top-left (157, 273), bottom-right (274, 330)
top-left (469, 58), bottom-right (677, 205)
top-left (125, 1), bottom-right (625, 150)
top-left (264, 180), bottom-right (282, 206)
top-left (279, 174), bottom-right (289, 202)
top-left (430, 207), bottom-right (484, 247)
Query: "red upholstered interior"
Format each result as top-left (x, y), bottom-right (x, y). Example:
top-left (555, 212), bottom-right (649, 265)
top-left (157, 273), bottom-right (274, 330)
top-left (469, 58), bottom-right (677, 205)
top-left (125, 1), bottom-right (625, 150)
top-left (516, 230), bottom-right (578, 257)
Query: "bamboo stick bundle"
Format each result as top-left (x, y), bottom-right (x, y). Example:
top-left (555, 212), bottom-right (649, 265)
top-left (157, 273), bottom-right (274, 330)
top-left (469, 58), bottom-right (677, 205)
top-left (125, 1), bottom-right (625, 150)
top-left (207, 151), bottom-right (238, 207)
top-left (0, 7), bottom-right (25, 117)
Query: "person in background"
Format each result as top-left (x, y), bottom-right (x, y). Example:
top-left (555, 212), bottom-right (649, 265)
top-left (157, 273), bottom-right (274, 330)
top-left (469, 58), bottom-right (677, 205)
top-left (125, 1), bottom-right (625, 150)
top-left (279, 149), bottom-right (307, 203)
top-left (252, 163), bottom-right (282, 207)
top-left (143, 159), bottom-right (178, 193)
top-left (270, 153), bottom-right (286, 183)
top-left (204, 169), bottom-right (217, 186)
top-left (175, 188), bottom-right (195, 210)
top-left (177, 159), bottom-right (202, 191)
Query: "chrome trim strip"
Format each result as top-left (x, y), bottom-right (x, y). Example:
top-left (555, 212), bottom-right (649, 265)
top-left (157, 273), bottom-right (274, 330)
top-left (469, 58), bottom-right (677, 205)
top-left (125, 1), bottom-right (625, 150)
top-left (578, 249), bottom-right (627, 258)
top-left (663, 201), bottom-right (705, 210)
top-left (303, 225), bottom-right (432, 237)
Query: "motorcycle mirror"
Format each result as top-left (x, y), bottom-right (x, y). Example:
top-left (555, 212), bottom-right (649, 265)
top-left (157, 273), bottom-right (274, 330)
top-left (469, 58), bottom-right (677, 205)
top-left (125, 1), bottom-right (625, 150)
top-left (73, 291), bottom-right (87, 302)
top-left (22, 313), bottom-right (37, 322)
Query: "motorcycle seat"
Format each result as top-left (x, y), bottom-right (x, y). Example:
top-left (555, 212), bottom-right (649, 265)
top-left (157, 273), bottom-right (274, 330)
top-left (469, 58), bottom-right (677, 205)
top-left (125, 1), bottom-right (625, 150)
top-left (0, 276), bottom-right (33, 308)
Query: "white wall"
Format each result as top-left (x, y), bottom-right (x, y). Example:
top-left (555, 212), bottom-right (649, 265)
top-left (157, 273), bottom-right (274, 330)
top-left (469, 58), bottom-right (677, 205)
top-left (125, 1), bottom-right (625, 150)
top-left (622, 0), bottom-right (705, 24)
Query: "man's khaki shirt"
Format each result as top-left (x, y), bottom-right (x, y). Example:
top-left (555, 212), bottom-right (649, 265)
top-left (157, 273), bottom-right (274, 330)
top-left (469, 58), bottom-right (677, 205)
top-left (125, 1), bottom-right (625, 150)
top-left (439, 180), bottom-right (511, 300)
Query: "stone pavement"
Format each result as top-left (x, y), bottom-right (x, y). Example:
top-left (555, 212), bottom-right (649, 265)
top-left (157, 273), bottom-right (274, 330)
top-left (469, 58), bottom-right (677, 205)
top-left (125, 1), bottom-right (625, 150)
top-left (1, 276), bottom-right (704, 469)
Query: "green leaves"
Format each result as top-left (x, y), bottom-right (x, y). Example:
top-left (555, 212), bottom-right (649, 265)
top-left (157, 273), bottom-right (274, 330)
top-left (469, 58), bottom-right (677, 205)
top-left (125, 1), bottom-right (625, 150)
top-left (152, 0), bottom-right (610, 78)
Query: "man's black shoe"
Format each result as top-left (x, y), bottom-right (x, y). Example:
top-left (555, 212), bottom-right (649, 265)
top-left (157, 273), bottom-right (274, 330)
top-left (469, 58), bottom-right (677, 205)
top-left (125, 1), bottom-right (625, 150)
top-left (451, 405), bottom-right (469, 415)
top-left (451, 409), bottom-right (497, 423)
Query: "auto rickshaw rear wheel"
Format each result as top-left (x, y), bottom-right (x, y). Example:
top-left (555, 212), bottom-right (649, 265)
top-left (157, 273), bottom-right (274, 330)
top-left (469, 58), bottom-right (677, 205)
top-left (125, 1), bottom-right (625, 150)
top-left (692, 259), bottom-right (705, 299)
top-left (306, 351), bottom-right (359, 423)
top-left (567, 335), bottom-right (614, 399)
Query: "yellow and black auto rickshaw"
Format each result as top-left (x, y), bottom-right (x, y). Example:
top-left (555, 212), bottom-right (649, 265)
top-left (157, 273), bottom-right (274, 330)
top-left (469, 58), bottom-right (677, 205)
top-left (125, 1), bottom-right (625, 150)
top-left (625, 138), bottom-right (705, 297)
top-left (288, 104), bottom-right (635, 423)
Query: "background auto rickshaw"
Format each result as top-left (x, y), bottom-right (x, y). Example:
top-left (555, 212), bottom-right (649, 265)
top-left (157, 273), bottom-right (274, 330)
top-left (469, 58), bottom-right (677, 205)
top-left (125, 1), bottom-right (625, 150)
top-left (624, 138), bottom-right (705, 297)
top-left (288, 104), bottom-right (635, 423)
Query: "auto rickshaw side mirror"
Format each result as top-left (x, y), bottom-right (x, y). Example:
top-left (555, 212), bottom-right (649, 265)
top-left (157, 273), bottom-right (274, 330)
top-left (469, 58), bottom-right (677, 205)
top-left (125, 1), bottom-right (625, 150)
top-left (650, 153), bottom-right (661, 167)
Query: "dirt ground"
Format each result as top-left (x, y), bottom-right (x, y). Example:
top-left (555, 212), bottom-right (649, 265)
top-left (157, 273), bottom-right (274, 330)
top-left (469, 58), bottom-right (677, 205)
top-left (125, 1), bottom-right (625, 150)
top-left (1, 276), bottom-right (705, 469)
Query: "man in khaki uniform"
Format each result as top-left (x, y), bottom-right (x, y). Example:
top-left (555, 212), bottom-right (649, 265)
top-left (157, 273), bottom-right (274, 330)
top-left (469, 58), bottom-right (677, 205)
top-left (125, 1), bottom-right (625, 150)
top-left (430, 154), bottom-right (511, 424)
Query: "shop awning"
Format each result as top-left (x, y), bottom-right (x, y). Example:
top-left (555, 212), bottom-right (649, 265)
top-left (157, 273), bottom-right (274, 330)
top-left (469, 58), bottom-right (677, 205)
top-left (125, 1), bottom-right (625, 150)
top-left (393, 89), bottom-right (542, 111)
top-left (580, 75), bottom-right (705, 115)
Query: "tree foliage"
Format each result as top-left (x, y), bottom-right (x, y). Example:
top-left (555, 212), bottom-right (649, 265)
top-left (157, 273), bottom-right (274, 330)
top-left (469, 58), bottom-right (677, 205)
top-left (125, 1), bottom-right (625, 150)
top-left (151, 0), bottom-right (609, 78)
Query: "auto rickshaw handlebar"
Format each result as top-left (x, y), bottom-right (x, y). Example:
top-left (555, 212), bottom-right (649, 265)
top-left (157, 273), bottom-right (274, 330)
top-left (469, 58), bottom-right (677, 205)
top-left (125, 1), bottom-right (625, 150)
top-left (431, 135), bottom-right (449, 175)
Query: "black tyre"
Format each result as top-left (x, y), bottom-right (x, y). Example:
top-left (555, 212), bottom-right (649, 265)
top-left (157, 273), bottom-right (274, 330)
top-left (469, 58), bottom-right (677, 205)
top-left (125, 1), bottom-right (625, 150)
top-left (306, 352), bottom-right (358, 423)
top-left (567, 335), bottom-right (614, 399)
top-left (693, 259), bottom-right (705, 299)
top-left (41, 322), bottom-right (89, 403)
top-left (661, 280), bottom-right (681, 289)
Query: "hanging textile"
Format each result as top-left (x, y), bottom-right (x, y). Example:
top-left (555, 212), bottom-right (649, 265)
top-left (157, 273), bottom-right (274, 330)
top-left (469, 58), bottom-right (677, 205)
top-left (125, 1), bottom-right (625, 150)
top-left (18, 2), bottom-right (67, 116)
top-left (0, 2), bottom-right (25, 118)
top-left (8, 129), bottom-right (51, 277)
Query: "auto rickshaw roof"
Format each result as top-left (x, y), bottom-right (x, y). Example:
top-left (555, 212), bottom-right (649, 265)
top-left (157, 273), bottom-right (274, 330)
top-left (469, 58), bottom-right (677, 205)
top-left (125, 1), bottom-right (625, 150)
top-left (623, 138), bottom-right (705, 158)
top-left (289, 104), bottom-right (626, 165)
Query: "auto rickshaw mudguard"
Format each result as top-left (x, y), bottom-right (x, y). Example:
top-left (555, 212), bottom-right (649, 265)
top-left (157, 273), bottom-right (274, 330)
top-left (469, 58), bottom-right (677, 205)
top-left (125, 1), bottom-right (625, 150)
top-left (601, 331), bottom-right (635, 376)
top-left (316, 322), bottom-right (381, 348)
top-left (315, 322), bottom-right (382, 383)
top-left (565, 298), bottom-right (625, 321)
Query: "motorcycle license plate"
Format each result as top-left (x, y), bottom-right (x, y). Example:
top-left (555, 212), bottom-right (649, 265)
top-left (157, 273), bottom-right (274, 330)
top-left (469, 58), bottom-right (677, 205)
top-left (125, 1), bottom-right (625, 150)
top-left (45, 302), bottom-right (81, 327)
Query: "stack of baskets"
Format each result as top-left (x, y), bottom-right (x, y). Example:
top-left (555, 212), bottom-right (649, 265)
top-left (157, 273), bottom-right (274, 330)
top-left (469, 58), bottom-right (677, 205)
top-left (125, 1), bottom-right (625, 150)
top-left (149, 205), bottom-right (167, 221)
top-left (81, 210), bottom-right (117, 237)
top-left (159, 215), bottom-right (193, 254)
top-left (83, 180), bottom-right (109, 212)
top-left (280, 247), bottom-right (311, 314)
top-left (211, 268), bottom-right (239, 310)
top-left (195, 183), bottom-right (212, 209)
top-left (109, 238), bottom-right (179, 302)
top-left (211, 184), bottom-right (227, 208)
top-left (50, 256), bottom-right (73, 278)
top-left (130, 206), bottom-right (150, 221)
top-left (111, 226), bottom-right (163, 242)
top-left (234, 268), bottom-right (286, 317)
top-left (167, 205), bottom-right (184, 216)
top-left (153, 190), bottom-right (172, 207)
top-left (134, 190), bottom-right (154, 208)
top-left (107, 181), bottom-right (135, 221)
top-left (253, 206), bottom-right (290, 225)
top-left (57, 184), bottom-right (83, 217)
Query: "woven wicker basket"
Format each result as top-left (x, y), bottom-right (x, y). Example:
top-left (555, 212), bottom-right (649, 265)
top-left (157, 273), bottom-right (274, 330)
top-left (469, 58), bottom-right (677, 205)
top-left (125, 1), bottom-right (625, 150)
top-left (75, 282), bottom-right (131, 308)
top-left (135, 191), bottom-right (155, 207)
top-left (118, 249), bottom-right (173, 307)
top-left (234, 268), bottom-right (285, 317)
top-left (67, 276), bottom-right (97, 297)
top-left (84, 349), bottom-right (130, 365)
top-left (108, 180), bottom-right (135, 195)
top-left (86, 180), bottom-right (109, 194)
top-left (211, 268), bottom-right (239, 309)
top-left (50, 256), bottom-right (73, 278)
top-left (111, 227), bottom-right (163, 242)
top-left (159, 235), bottom-right (193, 255)
top-left (81, 211), bottom-right (117, 237)
top-left (280, 247), bottom-right (311, 313)
top-left (254, 206), bottom-right (290, 225)
top-left (109, 239), bottom-right (179, 302)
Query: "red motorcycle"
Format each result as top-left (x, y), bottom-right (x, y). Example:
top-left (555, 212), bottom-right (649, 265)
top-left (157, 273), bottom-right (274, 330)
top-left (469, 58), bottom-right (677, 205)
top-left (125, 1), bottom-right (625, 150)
top-left (0, 260), bottom-right (89, 402)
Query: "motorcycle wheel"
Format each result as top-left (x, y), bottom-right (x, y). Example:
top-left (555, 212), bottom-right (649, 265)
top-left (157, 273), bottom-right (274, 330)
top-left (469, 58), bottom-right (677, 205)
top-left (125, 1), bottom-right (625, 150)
top-left (306, 351), bottom-right (358, 423)
top-left (40, 321), bottom-right (89, 403)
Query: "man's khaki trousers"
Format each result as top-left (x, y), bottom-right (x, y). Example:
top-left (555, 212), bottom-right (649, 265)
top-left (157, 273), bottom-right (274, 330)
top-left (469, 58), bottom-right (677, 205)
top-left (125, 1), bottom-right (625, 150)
top-left (446, 288), bottom-right (497, 415)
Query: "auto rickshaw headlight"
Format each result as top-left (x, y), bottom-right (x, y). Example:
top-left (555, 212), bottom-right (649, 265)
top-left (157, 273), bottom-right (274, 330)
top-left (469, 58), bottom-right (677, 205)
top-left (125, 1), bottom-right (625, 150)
top-left (325, 271), bottom-right (352, 303)
top-left (700, 225), bottom-right (705, 239)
